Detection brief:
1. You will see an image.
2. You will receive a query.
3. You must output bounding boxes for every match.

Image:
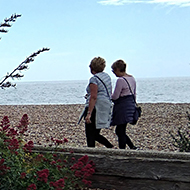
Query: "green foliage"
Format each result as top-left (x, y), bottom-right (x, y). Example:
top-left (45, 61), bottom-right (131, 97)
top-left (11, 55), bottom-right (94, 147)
top-left (0, 115), bottom-right (95, 189)
top-left (170, 112), bottom-right (190, 152)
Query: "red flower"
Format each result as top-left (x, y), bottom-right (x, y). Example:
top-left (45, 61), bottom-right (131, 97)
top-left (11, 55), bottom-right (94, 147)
top-left (6, 128), bottom-right (18, 137)
top-left (20, 114), bottom-right (29, 125)
top-left (0, 158), bottom-right (10, 175)
top-left (78, 155), bottom-right (89, 164)
top-left (0, 116), bottom-right (10, 131)
top-left (49, 178), bottom-right (65, 189)
top-left (71, 155), bottom-right (95, 183)
top-left (49, 181), bottom-right (56, 187)
top-left (71, 161), bottom-right (84, 170)
top-left (50, 161), bottom-right (56, 165)
top-left (37, 169), bottom-right (49, 183)
top-left (63, 138), bottom-right (68, 142)
top-left (0, 159), bottom-right (5, 165)
top-left (7, 138), bottom-right (19, 150)
top-left (75, 170), bottom-right (83, 177)
top-left (55, 139), bottom-right (63, 145)
top-left (56, 165), bottom-right (61, 170)
top-left (28, 140), bottom-right (33, 145)
top-left (20, 172), bottom-right (26, 179)
top-left (89, 160), bottom-right (95, 167)
top-left (56, 178), bottom-right (65, 187)
top-left (35, 154), bottom-right (44, 162)
top-left (23, 140), bottom-right (34, 152)
top-left (27, 183), bottom-right (37, 190)
top-left (18, 114), bottom-right (29, 134)
top-left (82, 179), bottom-right (92, 186)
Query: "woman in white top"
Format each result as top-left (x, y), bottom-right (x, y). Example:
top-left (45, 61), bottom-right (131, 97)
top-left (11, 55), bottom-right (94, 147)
top-left (84, 57), bottom-right (113, 148)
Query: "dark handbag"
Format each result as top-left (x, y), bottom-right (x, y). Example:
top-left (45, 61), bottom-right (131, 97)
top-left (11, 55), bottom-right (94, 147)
top-left (132, 106), bottom-right (142, 125)
top-left (122, 77), bottom-right (142, 125)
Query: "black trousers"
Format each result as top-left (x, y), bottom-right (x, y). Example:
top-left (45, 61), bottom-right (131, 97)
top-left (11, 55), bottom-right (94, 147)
top-left (85, 109), bottom-right (113, 148)
top-left (115, 124), bottom-right (135, 149)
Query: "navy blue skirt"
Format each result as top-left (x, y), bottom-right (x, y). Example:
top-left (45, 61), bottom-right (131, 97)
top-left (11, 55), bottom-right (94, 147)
top-left (111, 95), bottom-right (135, 126)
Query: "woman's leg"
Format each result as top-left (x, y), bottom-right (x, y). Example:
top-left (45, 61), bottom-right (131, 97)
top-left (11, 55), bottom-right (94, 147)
top-left (85, 109), bottom-right (113, 148)
top-left (85, 109), bottom-right (96, 147)
top-left (95, 129), bottom-right (113, 148)
top-left (115, 124), bottom-right (136, 149)
top-left (85, 122), bottom-right (96, 147)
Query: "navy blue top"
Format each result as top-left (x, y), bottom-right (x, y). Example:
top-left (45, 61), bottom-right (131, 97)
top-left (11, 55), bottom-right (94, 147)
top-left (111, 95), bottom-right (135, 126)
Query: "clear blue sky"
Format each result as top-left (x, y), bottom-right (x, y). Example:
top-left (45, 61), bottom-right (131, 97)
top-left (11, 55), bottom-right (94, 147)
top-left (0, 0), bottom-right (190, 82)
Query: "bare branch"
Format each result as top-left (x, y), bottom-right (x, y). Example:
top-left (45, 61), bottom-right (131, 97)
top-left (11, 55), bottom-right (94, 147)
top-left (0, 13), bottom-right (50, 88)
top-left (0, 13), bottom-right (22, 40)
top-left (0, 47), bottom-right (50, 89)
top-left (0, 29), bottom-right (8, 33)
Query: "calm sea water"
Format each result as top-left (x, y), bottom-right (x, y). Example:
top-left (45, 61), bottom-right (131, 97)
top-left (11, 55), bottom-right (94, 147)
top-left (0, 77), bottom-right (190, 105)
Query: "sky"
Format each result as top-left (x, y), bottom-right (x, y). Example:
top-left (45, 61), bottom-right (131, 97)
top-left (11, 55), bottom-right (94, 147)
top-left (0, 0), bottom-right (190, 82)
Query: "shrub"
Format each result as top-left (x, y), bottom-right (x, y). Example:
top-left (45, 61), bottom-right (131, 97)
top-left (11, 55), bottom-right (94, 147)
top-left (0, 114), bottom-right (95, 189)
top-left (170, 112), bottom-right (190, 152)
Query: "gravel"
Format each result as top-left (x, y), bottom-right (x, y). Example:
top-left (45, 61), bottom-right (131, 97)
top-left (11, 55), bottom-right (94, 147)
top-left (1, 103), bottom-right (190, 152)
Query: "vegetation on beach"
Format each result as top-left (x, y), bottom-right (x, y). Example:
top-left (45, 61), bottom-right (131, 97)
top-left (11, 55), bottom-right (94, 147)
top-left (0, 13), bottom-right (50, 89)
top-left (0, 114), bottom-right (95, 189)
top-left (170, 112), bottom-right (190, 152)
top-left (1, 13), bottom-right (95, 189)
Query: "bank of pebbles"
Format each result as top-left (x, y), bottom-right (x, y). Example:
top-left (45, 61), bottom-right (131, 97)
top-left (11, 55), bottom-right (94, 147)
top-left (0, 103), bottom-right (190, 152)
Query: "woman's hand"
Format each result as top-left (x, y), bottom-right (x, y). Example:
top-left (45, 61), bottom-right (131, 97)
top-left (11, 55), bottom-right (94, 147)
top-left (85, 113), bottom-right (91, 124)
top-left (84, 94), bottom-right (88, 99)
top-left (85, 83), bottom-right (97, 124)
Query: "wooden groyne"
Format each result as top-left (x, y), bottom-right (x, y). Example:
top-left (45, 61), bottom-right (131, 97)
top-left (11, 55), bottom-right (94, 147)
top-left (33, 146), bottom-right (190, 190)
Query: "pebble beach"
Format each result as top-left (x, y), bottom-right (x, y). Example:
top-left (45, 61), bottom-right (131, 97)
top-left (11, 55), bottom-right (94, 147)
top-left (0, 103), bottom-right (190, 152)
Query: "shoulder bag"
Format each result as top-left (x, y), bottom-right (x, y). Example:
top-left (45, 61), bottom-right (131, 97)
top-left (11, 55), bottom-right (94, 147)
top-left (94, 75), bottom-right (111, 101)
top-left (122, 77), bottom-right (142, 125)
top-left (78, 75), bottom-right (112, 125)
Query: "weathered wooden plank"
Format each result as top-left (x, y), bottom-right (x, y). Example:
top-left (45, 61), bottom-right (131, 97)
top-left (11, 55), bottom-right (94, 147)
top-left (89, 156), bottom-right (190, 182)
top-left (33, 146), bottom-right (190, 190)
top-left (89, 175), bottom-right (190, 190)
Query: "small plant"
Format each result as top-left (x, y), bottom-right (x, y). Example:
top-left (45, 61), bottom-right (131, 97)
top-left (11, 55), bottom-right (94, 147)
top-left (0, 115), bottom-right (95, 189)
top-left (170, 112), bottom-right (190, 152)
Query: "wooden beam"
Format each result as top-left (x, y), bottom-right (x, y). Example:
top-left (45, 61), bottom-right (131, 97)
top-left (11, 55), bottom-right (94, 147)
top-left (33, 146), bottom-right (190, 190)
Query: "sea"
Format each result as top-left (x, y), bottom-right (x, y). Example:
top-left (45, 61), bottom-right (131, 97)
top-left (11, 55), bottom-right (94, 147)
top-left (0, 77), bottom-right (190, 105)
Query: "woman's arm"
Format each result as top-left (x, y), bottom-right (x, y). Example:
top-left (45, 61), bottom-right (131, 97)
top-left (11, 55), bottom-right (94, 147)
top-left (85, 83), bottom-right (98, 123)
top-left (111, 78), bottom-right (123, 100)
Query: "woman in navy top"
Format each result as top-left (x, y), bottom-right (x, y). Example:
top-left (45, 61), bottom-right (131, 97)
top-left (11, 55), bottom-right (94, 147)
top-left (111, 59), bottom-right (137, 150)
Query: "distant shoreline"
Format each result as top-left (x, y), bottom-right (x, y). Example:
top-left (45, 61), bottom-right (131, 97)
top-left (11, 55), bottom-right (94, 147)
top-left (12, 75), bottom-right (190, 83)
